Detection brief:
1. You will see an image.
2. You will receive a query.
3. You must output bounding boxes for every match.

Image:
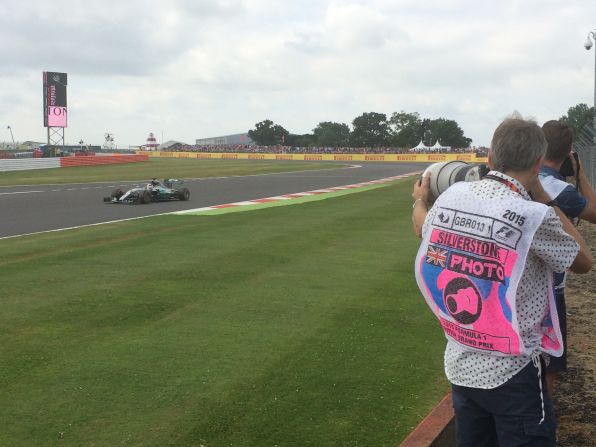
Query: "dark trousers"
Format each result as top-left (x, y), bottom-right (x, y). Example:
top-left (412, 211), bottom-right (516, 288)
top-left (452, 359), bottom-right (556, 447)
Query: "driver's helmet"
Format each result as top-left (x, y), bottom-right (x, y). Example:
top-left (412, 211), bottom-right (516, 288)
top-left (151, 179), bottom-right (159, 186)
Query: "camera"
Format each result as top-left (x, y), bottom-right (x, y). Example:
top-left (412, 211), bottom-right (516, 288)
top-left (559, 152), bottom-right (579, 178)
top-left (422, 161), bottom-right (490, 202)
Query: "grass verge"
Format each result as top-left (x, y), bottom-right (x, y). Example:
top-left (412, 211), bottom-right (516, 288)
top-left (0, 158), bottom-right (338, 186)
top-left (0, 179), bottom-right (447, 446)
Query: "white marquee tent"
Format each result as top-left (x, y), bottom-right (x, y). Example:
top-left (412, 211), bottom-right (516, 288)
top-left (409, 140), bottom-right (429, 152)
top-left (431, 140), bottom-right (451, 152)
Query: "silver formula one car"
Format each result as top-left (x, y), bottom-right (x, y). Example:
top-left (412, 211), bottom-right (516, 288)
top-left (103, 178), bottom-right (190, 204)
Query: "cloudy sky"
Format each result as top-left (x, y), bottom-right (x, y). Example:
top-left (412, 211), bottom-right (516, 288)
top-left (1, 0), bottom-right (595, 148)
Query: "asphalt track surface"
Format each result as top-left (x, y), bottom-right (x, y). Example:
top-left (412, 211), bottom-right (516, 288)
top-left (0, 161), bottom-right (429, 239)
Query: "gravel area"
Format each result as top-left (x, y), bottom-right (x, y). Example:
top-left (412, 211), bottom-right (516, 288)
top-left (555, 222), bottom-right (595, 447)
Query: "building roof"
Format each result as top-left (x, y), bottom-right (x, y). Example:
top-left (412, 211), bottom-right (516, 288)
top-left (158, 140), bottom-right (187, 149)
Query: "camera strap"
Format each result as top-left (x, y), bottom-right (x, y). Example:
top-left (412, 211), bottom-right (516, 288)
top-left (484, 174), bottom-right (523, 197)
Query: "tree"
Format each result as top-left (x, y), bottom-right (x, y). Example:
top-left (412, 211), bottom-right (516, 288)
top-left (388, 111), bottom-right (423, 148)
top-left (421, 119), bottom-right (433, 146)
top-left (560, 103), bottom-right (595, 138)
top-left (425, 118), bottom-right (472, 148)
top-left (248, 120), bottom-right (289, 146)
top-left (312, 121), bottom-right (351, 147)
top-left (285, 133), bottom-right (315, 147)
top-left (350, 112), bottom-right (389, 147)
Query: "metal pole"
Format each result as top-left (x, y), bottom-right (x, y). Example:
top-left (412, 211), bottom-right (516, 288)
top-left (585, 30), bottom-right (596, 143)
top-left (593, 35), bottom-right (596, 142)
top-left (7, 125), bottom-right (14, 145)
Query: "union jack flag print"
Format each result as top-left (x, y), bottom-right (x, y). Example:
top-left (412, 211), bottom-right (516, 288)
top-left (426, 245), bottom-right (448, 267)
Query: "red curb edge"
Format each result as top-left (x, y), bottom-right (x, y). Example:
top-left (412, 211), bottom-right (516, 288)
top-left (398, 393), bottom-right (455, 447)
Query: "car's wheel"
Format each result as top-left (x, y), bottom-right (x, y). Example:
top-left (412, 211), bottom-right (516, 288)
top-left (141, 190), bottom-right (152, 204)
top-left (178, 187), bottom-right (190, 201)
top-left (111, 188), bottom-right (124, 199)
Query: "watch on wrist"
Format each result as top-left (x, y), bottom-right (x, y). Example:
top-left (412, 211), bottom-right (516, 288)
top-left (412, 198), bottom-right (426, 209)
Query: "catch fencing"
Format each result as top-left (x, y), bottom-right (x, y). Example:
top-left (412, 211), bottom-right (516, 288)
top-left (575, 124), bottom-right (596, 186)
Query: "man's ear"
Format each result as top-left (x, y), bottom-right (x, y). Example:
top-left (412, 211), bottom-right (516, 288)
top-left (532, 155), bottom-right (544, 175)
top-left (487, 151), bottom-right (494, 170)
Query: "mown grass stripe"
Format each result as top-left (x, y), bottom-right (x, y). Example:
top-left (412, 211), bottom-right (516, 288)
top-left (1, 180), bottom-right (447, 447)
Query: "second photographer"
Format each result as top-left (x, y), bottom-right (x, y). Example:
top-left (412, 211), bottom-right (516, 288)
top-left (539, 119), bottom-right (596, 396)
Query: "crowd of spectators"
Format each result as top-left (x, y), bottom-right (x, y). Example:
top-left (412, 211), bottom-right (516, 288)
top-left (1, 144), bottom-right (488, 159)
top-left (0, 151), bottom-right (35, 159)
top-left (164, 144), bottom-right (489, 157)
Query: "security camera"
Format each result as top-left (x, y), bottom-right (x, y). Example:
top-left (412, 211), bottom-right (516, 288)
top-left (585, 35), bottom-right (594, 50)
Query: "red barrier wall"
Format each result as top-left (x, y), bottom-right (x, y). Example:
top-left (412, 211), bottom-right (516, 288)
top-left (60, 154), bottom-right (148, 167)
top-left (398, 393), bottom-right (455, 447)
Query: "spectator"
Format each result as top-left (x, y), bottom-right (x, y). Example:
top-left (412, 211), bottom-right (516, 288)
top-left (411, 114), bottom-right (592, 446)
top-left (539, 120), bottom-right (596, 396)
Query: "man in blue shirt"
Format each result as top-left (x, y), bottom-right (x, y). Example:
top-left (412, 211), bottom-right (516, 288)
top-left (540, 120), bottom-right (596, 395)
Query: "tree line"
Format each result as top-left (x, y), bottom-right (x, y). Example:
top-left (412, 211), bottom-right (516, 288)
top-left (247, 103), bottom-right (595, 148)
top-left (248, 111), bottom-right (472, 148)
top-left (560, 103), bottom-right (595, 140)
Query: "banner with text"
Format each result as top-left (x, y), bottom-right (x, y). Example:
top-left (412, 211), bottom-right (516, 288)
top-left (139, 151), bottom-right (488, 163)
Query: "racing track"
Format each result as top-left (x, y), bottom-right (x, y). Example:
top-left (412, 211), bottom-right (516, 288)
top-left (0, 162), bottom-right (428, 239)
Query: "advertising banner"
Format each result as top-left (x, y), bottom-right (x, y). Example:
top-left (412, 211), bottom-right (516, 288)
top-left (43, 72), bottom-right (68, 128)
top-left (140, 151), bottom-right (488, 163)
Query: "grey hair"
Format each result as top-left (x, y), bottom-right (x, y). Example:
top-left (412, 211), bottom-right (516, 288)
top-left (489, 112), bottom-right (546, 173)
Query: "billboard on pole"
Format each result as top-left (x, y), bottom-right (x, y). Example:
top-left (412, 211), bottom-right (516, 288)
top-left (43, 72), bottom-right (67, 127)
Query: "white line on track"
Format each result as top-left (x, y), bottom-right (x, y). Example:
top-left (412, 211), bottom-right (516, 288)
top-left (0, 163), bottom-right (362, 191)
top-left (0, 190), bottom-right (44, 195)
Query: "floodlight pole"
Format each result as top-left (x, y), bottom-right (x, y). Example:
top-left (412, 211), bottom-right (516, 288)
top-left (7, 125), bottom-right (14, 145)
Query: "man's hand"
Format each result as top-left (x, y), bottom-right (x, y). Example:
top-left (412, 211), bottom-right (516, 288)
top-left (412, 172), bottom-right (431, 204)
top-left (412, 172), bottom-right (431, 238)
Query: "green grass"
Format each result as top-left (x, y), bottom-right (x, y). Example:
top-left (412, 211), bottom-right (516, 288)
top-left (0, 158), bottom-right (337, 186)
top-left (0, 180), bottom-right (448, 446)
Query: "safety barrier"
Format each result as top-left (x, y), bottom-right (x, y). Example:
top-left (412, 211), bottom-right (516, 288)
top-left (0, 154), bottom-right (148, 172)
top-left (60, 154), bottom-right (148, 167)
top-left (139, 151), bottom-right (488, 163)
top-left (0, 158), bottom-right (60, 172)
top-left (398, 393), bottom-right (455, 447)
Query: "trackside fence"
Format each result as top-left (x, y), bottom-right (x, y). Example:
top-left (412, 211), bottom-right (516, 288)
top-left (575, 124), bottom-right (595, 186)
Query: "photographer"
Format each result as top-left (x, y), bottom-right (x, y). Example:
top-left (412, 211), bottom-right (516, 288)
top-left (539, 120), bottom-right (596, 395)
top-left (411, 114), bottom-right (592, 447)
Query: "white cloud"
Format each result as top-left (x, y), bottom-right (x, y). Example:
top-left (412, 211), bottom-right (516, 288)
top-left (1, 0), bottom-right (595, 147)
